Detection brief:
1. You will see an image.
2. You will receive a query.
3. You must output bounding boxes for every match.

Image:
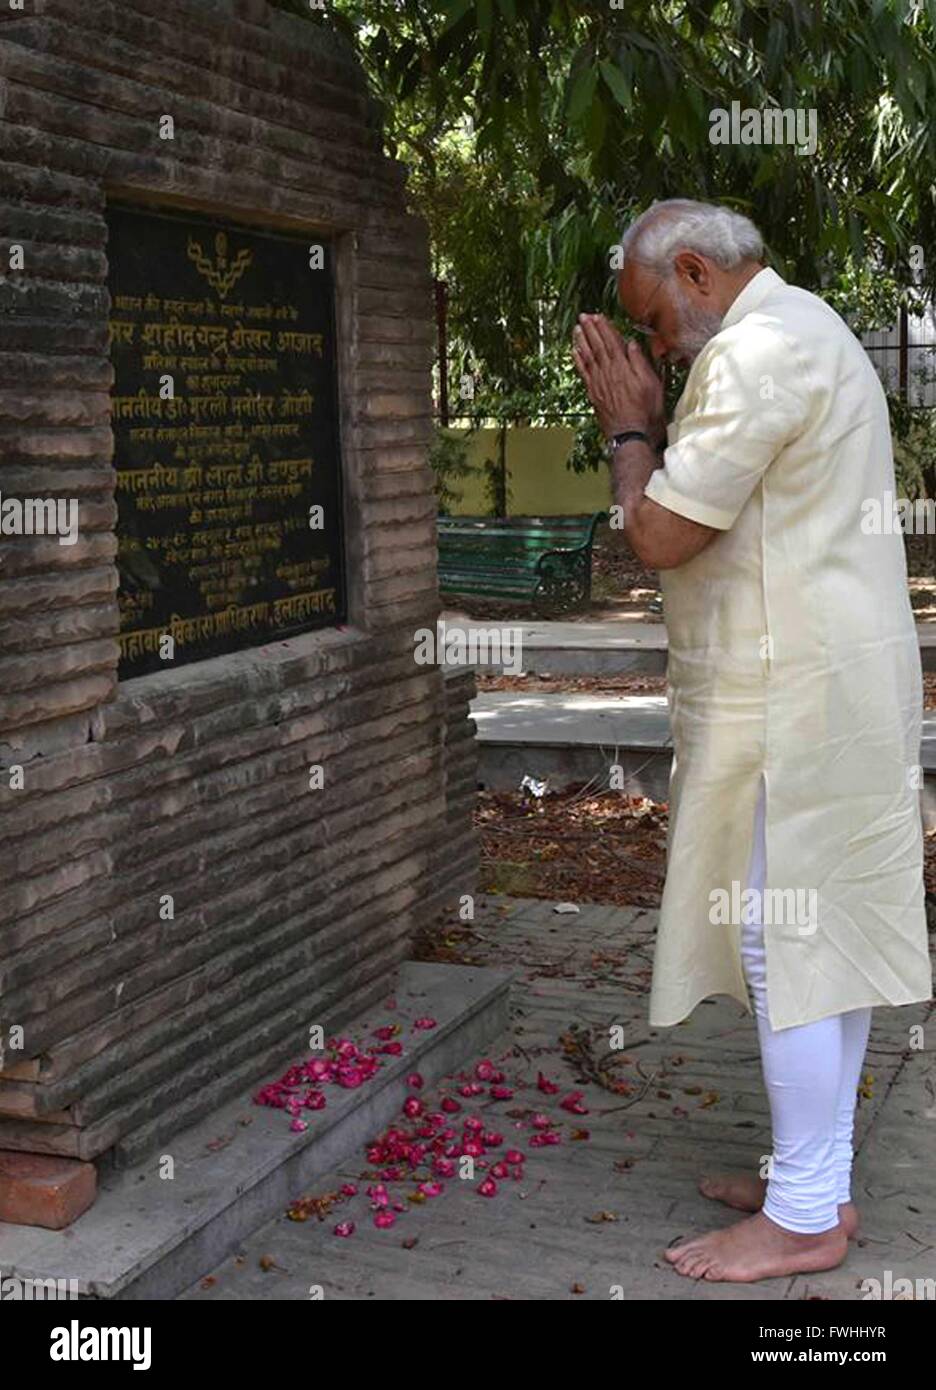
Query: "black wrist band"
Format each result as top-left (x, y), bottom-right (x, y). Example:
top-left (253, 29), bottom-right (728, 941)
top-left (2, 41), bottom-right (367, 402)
top-left (606, 429), bottom-right (649, 456)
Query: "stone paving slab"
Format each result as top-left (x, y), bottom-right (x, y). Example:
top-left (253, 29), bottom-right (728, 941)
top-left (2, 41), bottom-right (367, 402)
top-left (472, 690), bottom-right (936, 764)
top-left (472, 691), bottom-right (670, 746)
top-left (439, 614), bottom-right (936, 674)
top-left (441, 615), bottom-right (669, 651)
top-left (0, 963), bottom-right (511, 1300)
top-left (181, 897), bottom-right (936, 1302)
top-left (470, 692), bottom-right (936, 828)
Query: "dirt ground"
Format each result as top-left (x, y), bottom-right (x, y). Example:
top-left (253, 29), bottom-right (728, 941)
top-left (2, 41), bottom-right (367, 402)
top-left (429, 782), bottom-right (936, 957)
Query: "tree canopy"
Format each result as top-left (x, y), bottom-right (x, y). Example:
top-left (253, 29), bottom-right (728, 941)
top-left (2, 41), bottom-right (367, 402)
top-left (275, 0), bottom-right (936, 485)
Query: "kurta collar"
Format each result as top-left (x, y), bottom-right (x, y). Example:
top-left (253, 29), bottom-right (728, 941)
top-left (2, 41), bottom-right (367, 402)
top-left (720, 265), bottom-right (785, 330)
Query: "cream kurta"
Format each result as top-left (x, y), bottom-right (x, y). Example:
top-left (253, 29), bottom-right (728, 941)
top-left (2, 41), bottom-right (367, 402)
top-left (643, 266), bottom-right (933, 1031)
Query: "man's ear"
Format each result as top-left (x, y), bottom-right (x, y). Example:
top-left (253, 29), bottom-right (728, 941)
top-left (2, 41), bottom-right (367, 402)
top-left (673, 251), bottom-right (709, 291)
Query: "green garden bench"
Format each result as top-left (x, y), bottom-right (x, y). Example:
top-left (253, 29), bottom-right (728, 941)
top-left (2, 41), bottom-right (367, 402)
top-left (436, 512), bottom-right (607, 611)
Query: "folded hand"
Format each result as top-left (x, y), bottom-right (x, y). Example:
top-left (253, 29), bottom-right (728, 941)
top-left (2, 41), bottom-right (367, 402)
top-left (573, 314), bottom-right (665, 448)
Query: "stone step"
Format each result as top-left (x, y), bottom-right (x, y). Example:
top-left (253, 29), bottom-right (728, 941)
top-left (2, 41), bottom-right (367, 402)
top-left (470, 691), bottom-right (936, 826)
top-left (440, 617), bottom-right (936, 676)
top-left (0, 960), bottom-right (511, 1300)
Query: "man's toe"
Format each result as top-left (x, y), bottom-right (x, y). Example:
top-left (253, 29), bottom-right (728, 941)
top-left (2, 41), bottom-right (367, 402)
top-left (677, 1247), bottom-right (708, 1276)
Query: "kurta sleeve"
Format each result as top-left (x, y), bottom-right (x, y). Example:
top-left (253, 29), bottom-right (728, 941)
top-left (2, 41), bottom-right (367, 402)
top-left (644, 322), bottom-right (811, 530)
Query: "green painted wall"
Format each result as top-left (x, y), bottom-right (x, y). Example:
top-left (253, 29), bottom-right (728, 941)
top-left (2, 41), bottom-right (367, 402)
top-left (445, 426), bottom-right (610, 515)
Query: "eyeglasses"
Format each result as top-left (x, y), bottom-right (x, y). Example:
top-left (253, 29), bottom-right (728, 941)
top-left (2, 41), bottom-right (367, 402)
top-left (629, 277), bottom-right (667, 337)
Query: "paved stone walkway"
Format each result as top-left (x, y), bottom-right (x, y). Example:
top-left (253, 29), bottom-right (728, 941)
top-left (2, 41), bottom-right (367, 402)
top-left (473, 690), bottom-right (670, 748)
top-left (181, 897), bottom-right (936, 1302)
top-left (441, 615), bottom-right (669, 650)
top-left (471, 690), bottom-right (936, 765)
top-left (439, 614), bottom-right (936, 670)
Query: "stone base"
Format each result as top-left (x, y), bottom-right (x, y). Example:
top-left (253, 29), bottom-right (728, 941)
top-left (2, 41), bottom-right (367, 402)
top-left (0, 961), bottom-right (511, 1300)
top-left (0, 1153), bottom-right (97, 1230)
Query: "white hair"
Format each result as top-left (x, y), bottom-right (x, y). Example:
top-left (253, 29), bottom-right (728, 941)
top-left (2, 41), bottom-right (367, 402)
top-left (620, 199), bottom-right (763, 274)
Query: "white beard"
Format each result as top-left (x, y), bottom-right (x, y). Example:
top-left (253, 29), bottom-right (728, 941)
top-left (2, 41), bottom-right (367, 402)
top-left (670, 282), bottom-right (724, 362)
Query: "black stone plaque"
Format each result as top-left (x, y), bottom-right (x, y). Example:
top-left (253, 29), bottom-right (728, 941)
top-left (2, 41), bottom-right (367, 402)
top-left (108, 203), bottom-right (346, 679)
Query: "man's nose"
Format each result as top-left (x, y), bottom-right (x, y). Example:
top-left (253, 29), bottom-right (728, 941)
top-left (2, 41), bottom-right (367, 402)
top-left (649, 337), bottom-right (667, 362)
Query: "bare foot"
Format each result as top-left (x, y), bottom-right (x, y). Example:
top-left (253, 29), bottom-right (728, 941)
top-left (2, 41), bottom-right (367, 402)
top-left (698, 1172), bottom-right (860, 1239)
top-left (664, 1210), bottom-right (848, 1282)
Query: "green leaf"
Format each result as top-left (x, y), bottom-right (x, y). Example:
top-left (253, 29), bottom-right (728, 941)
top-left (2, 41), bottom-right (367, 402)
top-left (765, 19), bottom-right (786, 81)
top-left (440, 0), bottom-right (472, 25)
top-left (477, 0), bottom-right (494, 48)
top-left (567, 63), bottom-right (598, 125)
top-left (585, 90), bottom-right (608, 155)
top-left (599, 58), bottom-right (633, 113)
top-left (752, 152), bottom-right (777, 189)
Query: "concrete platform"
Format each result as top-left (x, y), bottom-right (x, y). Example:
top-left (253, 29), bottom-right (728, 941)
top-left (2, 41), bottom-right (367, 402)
top-left (441, 615), bottom-right (668, 675)
top-left (181, 897), bottom-right (936, 1303)
top-left (472, 690), bottom-right (936, 825)
top-left (473, 692), bottom-right (672, 801)
top-left (0, 961), bottom-right (512, 1300)
top-left (441, 615), bottom-right (936, 676)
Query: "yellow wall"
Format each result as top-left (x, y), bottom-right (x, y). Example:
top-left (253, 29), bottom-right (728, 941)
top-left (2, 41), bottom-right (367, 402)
top-left (445, 426), bottom-right (610, 515)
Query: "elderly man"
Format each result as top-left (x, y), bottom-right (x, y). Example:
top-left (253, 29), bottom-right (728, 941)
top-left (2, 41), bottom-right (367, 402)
top-left (573, 198), bottom-right (932, 1283)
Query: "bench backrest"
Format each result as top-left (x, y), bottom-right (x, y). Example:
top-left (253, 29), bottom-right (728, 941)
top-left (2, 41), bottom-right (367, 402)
top-left (437, 513), bottom-right (606, 561)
